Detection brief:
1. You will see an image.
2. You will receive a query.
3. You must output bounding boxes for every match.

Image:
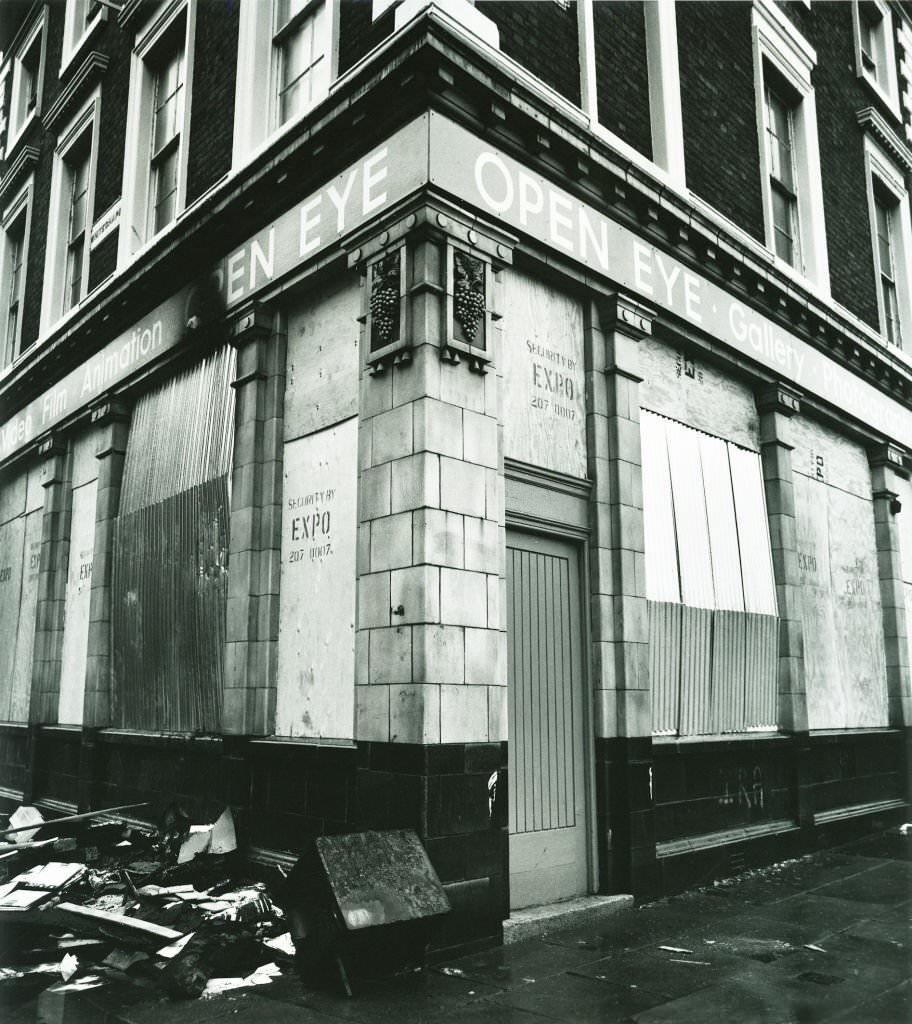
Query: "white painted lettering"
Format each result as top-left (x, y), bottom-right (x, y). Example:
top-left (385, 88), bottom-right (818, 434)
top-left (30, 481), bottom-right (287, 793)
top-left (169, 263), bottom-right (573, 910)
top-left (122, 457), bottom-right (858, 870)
top-left (655, 253), bottom-right (681, 306)
top-left (250, 228), bottom-right (275, 290)
top-left (633, 241), bottom-right (654, 296)
top-left (362, 148), bottom-right (388, 215)
top-left (579, 208), bottom-right (610, 271)
top-left (517, 171), bottom-right (543, 227)
top-left (549, 191), bottom-right (574, 251)
top-left (475, 152), bottom-right (514, 213)
top-left (227, 249), bottom-right (246, 303)
top-left (327, 171), bottom-right (356, 233)
top-left (299, 196), bottom-right (322, 257)
top-left (683, 273), bottom-right (702, 324)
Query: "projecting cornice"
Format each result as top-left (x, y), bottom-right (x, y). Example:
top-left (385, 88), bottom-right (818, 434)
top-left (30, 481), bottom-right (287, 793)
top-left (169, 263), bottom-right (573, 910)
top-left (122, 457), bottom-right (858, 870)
top-left (856, 106), bottom-right (912, 173)
top-left (0, 145), bottom-right (38, 206)
top-left (43, 52), bottom-right (109, 133)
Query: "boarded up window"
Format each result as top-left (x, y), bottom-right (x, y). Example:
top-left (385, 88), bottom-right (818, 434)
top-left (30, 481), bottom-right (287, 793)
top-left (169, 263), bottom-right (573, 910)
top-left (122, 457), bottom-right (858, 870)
top-left (642, 410), bottom-right (778, 736)
top-left (276, 418), bottom-right (358, 739)
top-left (794, 471), bottom-right (888, 730)
top-left (897, 475), bottom-right (912, 682)
top-left (0, 464), bottom-right (43, 721)
top-left (112, 347), bottom-right (235, 732)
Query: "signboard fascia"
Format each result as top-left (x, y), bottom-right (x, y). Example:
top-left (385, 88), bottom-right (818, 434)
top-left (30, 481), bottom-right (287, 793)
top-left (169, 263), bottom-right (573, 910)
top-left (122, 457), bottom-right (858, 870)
top-left (3, 109), bottom-right (910, 464)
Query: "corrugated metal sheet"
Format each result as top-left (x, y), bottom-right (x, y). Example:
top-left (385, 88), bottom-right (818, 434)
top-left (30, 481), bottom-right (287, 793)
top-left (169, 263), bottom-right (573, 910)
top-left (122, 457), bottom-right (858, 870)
top-left (729, 445), bottom-right (777, 615)
top-left (641, 411), bottom-right (681, 603)
top-left (678, 604), bottom-right (713, 735)
top-left (666, 421), bottom-right (715, 609)
top-left (119, 348), bottom-right (236, 514)
top-left (700, 434), bottom-right (745, 612)
top-left (649, 600), bottom-right (681, 736)
top-left (743, 613), bottom-right (779, 730)
top-left (711, 610), bottom-right (747, 733)
top-left (112, 347), bottom-right (235, 733)
top-left (113, 477), bottom-right (230, 731)
top-left (508, 546), bottom-right (577, 834)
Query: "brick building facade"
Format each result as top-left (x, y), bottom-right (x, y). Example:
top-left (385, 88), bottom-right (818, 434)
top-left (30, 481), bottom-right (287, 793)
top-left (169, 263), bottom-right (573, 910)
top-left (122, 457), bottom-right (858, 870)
top-left (0, 0), bottom-right (911, 954)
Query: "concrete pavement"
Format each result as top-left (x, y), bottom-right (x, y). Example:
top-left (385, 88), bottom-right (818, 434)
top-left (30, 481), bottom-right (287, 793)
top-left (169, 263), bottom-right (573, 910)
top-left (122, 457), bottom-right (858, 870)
top-left (6, 829), bottom-right (912, 1023)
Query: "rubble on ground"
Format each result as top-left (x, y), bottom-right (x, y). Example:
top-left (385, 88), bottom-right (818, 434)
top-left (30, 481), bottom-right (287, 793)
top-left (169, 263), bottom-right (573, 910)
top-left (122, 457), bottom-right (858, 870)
top-left (0, 803), bottom-right (294, 1002)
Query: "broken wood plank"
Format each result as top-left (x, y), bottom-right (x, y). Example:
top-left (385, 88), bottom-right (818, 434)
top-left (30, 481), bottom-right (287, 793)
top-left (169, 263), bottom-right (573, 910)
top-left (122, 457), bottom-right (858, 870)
top-left (54, 902), bottom-right (184, 942)
top-left (0, 803), bottom-right (150, 839)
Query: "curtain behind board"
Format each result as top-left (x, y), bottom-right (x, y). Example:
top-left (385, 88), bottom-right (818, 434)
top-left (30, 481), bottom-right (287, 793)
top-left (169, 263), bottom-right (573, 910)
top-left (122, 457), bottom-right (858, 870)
top-left (113, 347), bottom-right (235, 731)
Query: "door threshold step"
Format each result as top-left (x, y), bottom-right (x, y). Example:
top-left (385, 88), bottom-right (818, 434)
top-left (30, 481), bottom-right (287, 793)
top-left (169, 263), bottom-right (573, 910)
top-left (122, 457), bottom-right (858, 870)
top-left (503, 893), bottom-right (634, 945)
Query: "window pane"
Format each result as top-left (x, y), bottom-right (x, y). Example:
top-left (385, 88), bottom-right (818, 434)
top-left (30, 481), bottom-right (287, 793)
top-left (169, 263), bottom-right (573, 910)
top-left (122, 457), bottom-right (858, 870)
top-left (771, 186), bottom-right (795, 264)
top-left (69, 154), bottom-right (89, 242)
top-left (883, 277), bottom-right (901, 346)
top-left (153, 147), bottom-right (179, 233)
top-left (153, 51), bottom-right (184, 155)
top-left (275, 2), bottom-right (327, 125)
top-left (65, 237), bottom-right (84, 312)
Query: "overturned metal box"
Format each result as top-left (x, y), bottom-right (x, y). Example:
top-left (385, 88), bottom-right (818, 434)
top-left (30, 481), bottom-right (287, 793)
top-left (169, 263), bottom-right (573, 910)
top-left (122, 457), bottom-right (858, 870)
top-left (282, 829), bottom-right (450, 991)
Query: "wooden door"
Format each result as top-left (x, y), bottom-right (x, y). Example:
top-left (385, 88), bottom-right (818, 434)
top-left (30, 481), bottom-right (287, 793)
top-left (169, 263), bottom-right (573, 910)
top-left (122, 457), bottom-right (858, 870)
top-left (506, 532), bottom-right (589, 910)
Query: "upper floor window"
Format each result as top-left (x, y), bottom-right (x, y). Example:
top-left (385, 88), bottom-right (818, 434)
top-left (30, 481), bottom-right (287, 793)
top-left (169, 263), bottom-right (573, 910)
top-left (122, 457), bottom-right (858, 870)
top-left (853, 0), bottom-right (900, 113)
top-left (6, 7), bottom-right (48, 157)
top-left (233, 0), bottom-right (337, 168)
top-left (41, 92), bottom-right (100, 331)
top-left (764, 80), bottom-right (800, 266)
top-left (119, 1), bottom-right (196, 264)
top-left (150, 45), bottom-right (185, 235)
top-left (752, 1), bottom-right (829, 292)
top-left (863, 136), bottom-right (912, 350)
top-left (62, 0), bottom-right (106, 72)
top-left (274, 0), bottom-right (329, 126)
top-left (0, 179), bottom-right (32, 369)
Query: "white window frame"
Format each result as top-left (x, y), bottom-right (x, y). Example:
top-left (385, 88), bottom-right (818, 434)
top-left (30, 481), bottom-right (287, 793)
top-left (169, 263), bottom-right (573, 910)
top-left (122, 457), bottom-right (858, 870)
top-left (41, 90), bottom-right (101, 334)
top-left (119, 0), bottom-right (196, 266)
top-left (578, 0), bottom-right (686, 192)
top-left (853, 0), bottom-right (901, 116)
top-left (863, 136), bottom-right (912, 350)
top-left (232, 0), bottom-right (339, 170)
top-left (0, 176), bottom-right (34, 369)
top-left (61, 0), bottom-right (108, 79)
top-left (5, 6), bottom-right (48, 159)
top-left (752, 0), bottom-right (830, 293)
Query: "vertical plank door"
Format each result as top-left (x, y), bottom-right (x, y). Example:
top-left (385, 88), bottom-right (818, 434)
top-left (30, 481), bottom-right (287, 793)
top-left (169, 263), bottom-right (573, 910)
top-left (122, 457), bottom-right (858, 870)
top-left (507, 531), bottom-right (589, 910)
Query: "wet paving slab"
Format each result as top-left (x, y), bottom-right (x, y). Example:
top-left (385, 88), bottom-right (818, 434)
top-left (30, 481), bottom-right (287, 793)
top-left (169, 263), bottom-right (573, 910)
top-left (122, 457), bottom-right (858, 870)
top-left (807, 861), bottom-right (912, 905)
top-left (431, 936), bottom-right (604, 987)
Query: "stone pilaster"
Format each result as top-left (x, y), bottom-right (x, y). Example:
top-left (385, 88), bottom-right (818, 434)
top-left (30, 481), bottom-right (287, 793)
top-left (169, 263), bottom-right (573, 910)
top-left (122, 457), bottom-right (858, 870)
top-left (588, 292), bottom-right (656, 894)
top-left (756, 382), bottom-right (807, 734)
top-left (221, 303), bottom-right (286, 735)
top-left (350, 202), bottom-right (513, 748)
top-left (30, 435), bottom-right (71, 724)
top-left (82, 399), bottom-right (130, 728)
top-left (868, 442), bottom-right (912, 730)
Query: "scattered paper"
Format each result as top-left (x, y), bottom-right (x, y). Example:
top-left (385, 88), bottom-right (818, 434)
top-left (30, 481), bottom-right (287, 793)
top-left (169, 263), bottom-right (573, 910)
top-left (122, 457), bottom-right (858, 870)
top-left (8, 805), bottom-right (44, 844)
top-left (201, 963), bottom-right (280, 998)
top-left (263, 932), bottom-right (296, 956)
top-left (59, 954), bottom-right (79, 982)
top-left (439, 966), bottom-right (465, 976)
top-left (13, 861), bottom-right (86, 889)
top-left (899, 823), bottom-right (912, 835)
top-left (209, 808), bottom-right (237, 855)
top-left (804, 944), bottom-right (826, 953)
top-left (659, 946), bottom-right (694, 954)
top-left (669, 959), bottom-right (711, 966)
top-left (177, 828), bottom-right (212, 864)
top-left (0, 888), bottom-right (53, 908)
top-left (156, 932), bottom-right (196, 959)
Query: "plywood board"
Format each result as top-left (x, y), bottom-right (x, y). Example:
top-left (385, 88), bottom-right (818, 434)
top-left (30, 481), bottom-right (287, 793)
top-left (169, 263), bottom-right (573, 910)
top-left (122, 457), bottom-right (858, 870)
top-left (9, 509), bottom-right (42, 721)
top-left (641, 412), bottom-right (680, 603)
top-left (790, 415), bottom-right (872, 500)
top-left (0, 515), bottom-right (26, 720)
top-left (896, 475), bottom-right (912, 587)
top-left (0, 466), bottom-right (26, 527)
top-left (500, 269), bottom-right (586, 478)
top-left (666, 421), bottom-right (714, 608)
top-left (795, 472), bottom-right (888, 729)
top-left (826, 486), bottom-right (887, 728)
top-left (276, 418), bottom-right (358, 738)
top-left (71, 428), bottom-right (99, 489)
top-left (58, 479), bottom-right (98, 725)
top-left (285, 275), bottom-right (360, 442)
top-left (640, 335), bottom-right (759, 451)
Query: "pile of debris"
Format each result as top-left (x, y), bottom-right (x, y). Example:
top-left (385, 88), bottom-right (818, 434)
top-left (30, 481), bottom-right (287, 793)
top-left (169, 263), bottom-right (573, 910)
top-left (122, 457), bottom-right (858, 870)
top-left (0, 802), bottom-right (295, 1002)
